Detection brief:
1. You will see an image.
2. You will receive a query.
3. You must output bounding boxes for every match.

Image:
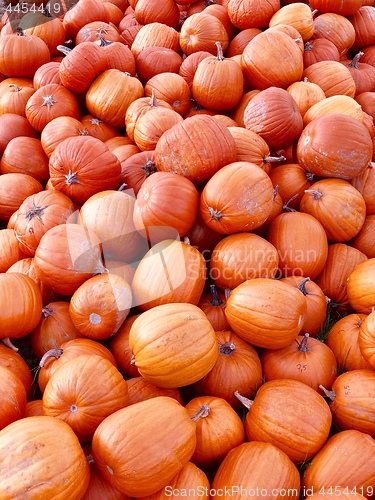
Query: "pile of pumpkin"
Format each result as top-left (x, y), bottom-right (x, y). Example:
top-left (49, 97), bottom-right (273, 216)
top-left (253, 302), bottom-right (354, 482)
top-left (1, 0), bottom-right (375, 497)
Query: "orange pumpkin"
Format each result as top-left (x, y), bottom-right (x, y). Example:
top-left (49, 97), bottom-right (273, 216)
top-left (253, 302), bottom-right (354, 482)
top-left (347, 257), bottom-right (375, 313)
top-left (129, 303), bottom-right (219, 388)
top-left (225, 278), bottom-right (307, 349)
top-left (126, 376), bottom-right (183, 406)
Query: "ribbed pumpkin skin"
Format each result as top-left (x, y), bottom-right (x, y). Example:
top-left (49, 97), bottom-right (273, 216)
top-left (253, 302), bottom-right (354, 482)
top-left (211, 441), bottom-right (300, 500)
top-left (0, 272), bottom-right (43, 339)
top-left (0, 416), bottom-right (90, 499)
top-left (301, 430), bottom-right (375, 495)
top-left (154, 114), bottom-right (237, 184)
top-left (91, 397), bottom-right (196, 497)
top-left (225, 278), bottom-right (307, 349)
top-left (325, 370), bottom-right (375, 437)
top-left (243, 379), bottom-right (332, 463)
top-left (129, 303), bottom-right (219, 388)
top-left (347, 257), bottom-right (375, 313)
top-left (42, 354), bottom-right (129, 443)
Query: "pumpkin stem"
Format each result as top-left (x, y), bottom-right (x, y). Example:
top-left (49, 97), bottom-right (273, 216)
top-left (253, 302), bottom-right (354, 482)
top-left (298, 277), bottom-right (311, 296)
top-left (78, 128), bottom-right (89, 136)
top-left (210, 284), bottom-right (223, 306)
top-left (305, 189), bottom-right (322, 200)
top-left (215, 41), bottom-right (225, 61)
top-left (1, 338), bottom-right (19, 351)
top-left (319, 385), bottom-right (336, 401)
top-left (273, 185), bottom-right (279, 201)
top-left (283, 193), bottom-right (298, 211)
top-left (57, 45), bottom-right (72, 56)
top-left (16, 26), bottom-right (25, 36)
top-left (42, 95), bottom-right (57, 109)
top-left (349, 51), bottom-right (364, 69)
top-left (183, 236), bottom-right (191, 245)
top-left (8, 84), bottom-right (22, 92)
top-left (263, 154), bottom-right (286, 165)
top-left (191, 404), bottom-right (210, 421)
top-left (297, 333), bottom-right (310, 353)
top-left (219, 341), bottom-right (236, 355)
top-left (39, 348), bottom-right (64, 368)
top-left (208, 207), bottom-right (223, 222)
top-left (65, 170), bottom-right (79, 185)
top-left (96, 33), bottom-right (112, 46)
top-left (88, 117), bottom-right (102, 125)
top-left (130, 354), bottom-right (136, 366)
top-left (304, 41), bottom-right (313, 52)
top-left (234, 390), bottom-right (253, 409)
top-left (42, 306), bottom-right (53, 318)
top-left (305, 172), bottom-right (314, 182)
top-left (224, 287), bottom-right (232, 300)
top-left (22, 200), bottom-right (49, 223)
top-left (141, 159), bottom-right (157, 177)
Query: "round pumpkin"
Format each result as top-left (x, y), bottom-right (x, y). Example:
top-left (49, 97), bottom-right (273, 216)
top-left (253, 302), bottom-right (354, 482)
top-left (129, 303), bottom-right (219, 388)
top-left (347, 257), bottom-right (375, 313)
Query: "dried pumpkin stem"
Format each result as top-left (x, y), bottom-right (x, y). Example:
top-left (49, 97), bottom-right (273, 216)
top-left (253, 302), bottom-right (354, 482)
top-left (264, 155), bottom-right (286, 164)
top-left (298, 277), bottom-right (311, 296)
top-left (234, 391), bottom-right (253, 409)
top-left (297, 333), bottom-right (310, 353)
top-left (219, 341), bottom-right (236, 355)
top-left (8, 84), bottom-right (22, 92)
top-left (210, 284), bottom-right (223, 306)
top-left (1, 338), bottom-right (19, 351)
top-left (305, 189), bottom-right (322, 200)
top-left (215, 41), bottom-right (224, 61)
top-left (39, 348), bottom-right (64, 368)
top-left (319, 385), bottom-right (336, 401)
top-left (142, 159), bottom-right (157, 177)
top-left (191, 404), bottom-right (211, 421)
top-left (57, 45), bottom-right (72, 56)
top-left (349, 51), bottom-right (364, 69)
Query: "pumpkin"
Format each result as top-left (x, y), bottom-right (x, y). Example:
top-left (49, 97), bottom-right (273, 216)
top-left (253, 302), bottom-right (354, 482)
top-left (179, 12), bottom-right (229, 56)
top-left (191, 41), bottom-right (244, 111)
top-left (0, 366), bottom-right (26, 430)
top-left (0, 228), bottom-right (28, 273)
top-left (33, 223), bottom-right (103, 296)
top-left (197, 285), bottom-right (231, 331)
top-left (37, 336), bottom-right (118, 390)
top-left (0, 344), bottom-right (33, 399)
top-left (143, 72), bottom-right (191, 116)
top-left (312, 12), bottom-right (356, 56)
top-left (226, 28), bottom-right (261, 57)
top-left (0, 136), bottom-right (50, 184)
top-left (178, 50), bottom-right (214, 90)
top-left (236, 378), bottom-right (332, 463)
top-left (200, 161), bottom-right (275, 234)
top-left (109, 314), bottom-right (141, 378)
top-left (348, 6), bottom-right (375, 50)
top-left (186, 396), bottom-right (245, 469)
top-left (269, 3), bottom-right (314, 41)
top-left (135, 462), bottom-right (210, 500)
top-left (347, 258), bottom-right (375, 313)
top-left (13, 190), bottom-right (76, 256)
top-left (326, 313), bottom-right (372, 371)
top-left (135, 46), bottom-right (183, 85)
top-left (302, 38), bottom-right (340, 68)
top-left (79, 115), bottom-right (119, 143)
top-left (350, 162), bottom-right (375, 215)
top-left (227, 0), bottom-right (280, 30)
top-left (33, 61), bottom-right (61, 89)
top-left (48, 136), bottom-right (122, 205)
top-left (62, 0), bottom-right (110, 39)
top-left (69, 273), bottom-right (132, 340)
top-left (133, 171), bottom-right (199, 241)
top-left (302, 95), bottom-right (365, 127)
top-left (225, 278), bottom-right (307, 349)
top-left (315, 243), bottom-right (368, 310)
top-left (296, 114), bottom-right (373, 180)
top-left (134, 0), bottom-right (180, 28)
top-left (25, 400), bottom-right (44, 417)
top-left (320, 369), bottom-right (375, 437)
top-left (351, 215), bottom-right (375, 258)
top-left (75, 21), bottom-right (123, 45)
top-left (78, 189), bottom-right (143, 263)
top-left (302, 60), bottom-right (356, 98)
top-left (0, 173), bottom-right (43, 223)
top-left (120, 150), bottom-right (157, 196)
top-left (130, 22), bottom-right (179, 59)
top-left (129, 302), bottom-right (219, 388)
top-left (262, 332), bottom-right (337, 393)
top-left (0, 113), bottom-right (38, 156)
top-left (0, 77), bottom-right (35, 117)
top-left (154, 115), bottom-right (236, 184)
top-left (209, 232), bottom-right (279, 290)
top-left (86, 69), bottom-right (144, 128)
top-left (299, 178), bottom-right (367, 243)
top-left (211, 441), bottom-right (300, 500)
top-left (268, 163), bottom-right (314, 210)
top-left (91, 397), bottom-right (196, 497)
top-left (0, 273), bottom-right (43, 344)
top-left (133, 107), bottom-right (184, 151)
top-left (192, 329), bottom-right (262, 409)
top-left (0, 28), bottom-right (50, 78)
top-left (40, 116), bottom-right (88, 158)
top-left (30, 302), bottom-right (84, 360)
top-left (240, 29), bottom-right (303, 90)
top-left (42, 354), bottom-right (129, 443)
top-left (0, 416), bottom-right (90, 499)
top-left (267, 212), bottom-right (328, 280)
top-left (309, 0), bottom-right (362, 17)
top-left (301, 430), bottom-right (375, 496)
top-left (126, 376), bottom-right (183, 406)
top-left (359, 309), bottom-right (375, 368)
top-left (342, 51), bottom-right (375, 96)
